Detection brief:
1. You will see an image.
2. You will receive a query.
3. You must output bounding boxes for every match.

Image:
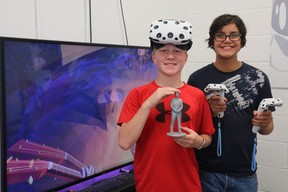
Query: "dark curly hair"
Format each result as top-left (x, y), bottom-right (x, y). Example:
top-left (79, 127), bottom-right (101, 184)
top-left (207, 14), bottom-right (247, 49)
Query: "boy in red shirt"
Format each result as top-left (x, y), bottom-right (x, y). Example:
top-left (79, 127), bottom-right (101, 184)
top-left (117, 19), bottom-right (215, 192)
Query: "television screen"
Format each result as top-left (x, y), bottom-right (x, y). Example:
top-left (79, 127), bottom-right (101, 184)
top-left (0, 37), bottom-right (157, 192)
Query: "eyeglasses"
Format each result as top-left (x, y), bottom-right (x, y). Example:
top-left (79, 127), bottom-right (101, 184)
top-left (214, 33), bottom-right (242, 42)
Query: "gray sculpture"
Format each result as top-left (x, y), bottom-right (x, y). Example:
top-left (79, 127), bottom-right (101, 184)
top-left (167, 92), bottom-right (186, 137)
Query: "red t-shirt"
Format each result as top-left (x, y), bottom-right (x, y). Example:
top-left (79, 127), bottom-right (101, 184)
top-left (118, 81), bottom-right (214, 192)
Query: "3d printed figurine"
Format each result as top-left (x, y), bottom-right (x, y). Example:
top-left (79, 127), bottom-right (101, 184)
top-left (167, 92), bottom-right (186, 137)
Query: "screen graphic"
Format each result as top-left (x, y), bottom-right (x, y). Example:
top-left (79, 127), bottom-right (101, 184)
top-left (1, 38), bottom-right (157, 192)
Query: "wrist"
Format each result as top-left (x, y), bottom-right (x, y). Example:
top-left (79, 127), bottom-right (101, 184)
top-left (196, 137), bottom-right (206, 150)
top-left (259, 122), bottom-right (274, 135)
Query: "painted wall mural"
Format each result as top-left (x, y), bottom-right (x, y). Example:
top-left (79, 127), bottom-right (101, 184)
top-left (271, 0), bottom-right (288, 88)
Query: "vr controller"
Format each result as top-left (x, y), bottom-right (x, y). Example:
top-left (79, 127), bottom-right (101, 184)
top-left (252, 98), bottom-right (283, 133)
top-left (204, 84), bottom-right (229, 118)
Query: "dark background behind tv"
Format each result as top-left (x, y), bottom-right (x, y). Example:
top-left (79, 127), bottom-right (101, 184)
top-left (1, 37), bottom-right (157, 192)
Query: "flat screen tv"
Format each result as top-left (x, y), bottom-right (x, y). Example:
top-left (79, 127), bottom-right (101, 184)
top-left (0, 37), bottom-right (157, 192)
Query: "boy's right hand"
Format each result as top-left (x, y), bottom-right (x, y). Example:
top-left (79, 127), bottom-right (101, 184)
top-left (144, 87), bottom-right (180, 109)
top-left (208, 95), bottom-right (227, 117)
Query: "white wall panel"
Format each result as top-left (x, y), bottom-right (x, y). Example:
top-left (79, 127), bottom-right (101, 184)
top-left (261, 167), bottom-right (288, 192)
top-left (36, 0), bottom-right (89, 42)
top-left (120, 0), bottom-right (188, 46)
top-left (90, 0), bottom-right (126, 45)
top-left (0, 0), bottom-right (36, 38)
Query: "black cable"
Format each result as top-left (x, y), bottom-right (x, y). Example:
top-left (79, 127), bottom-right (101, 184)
top-left (119, 0), bottom-right (129, 45)
top-left (89, 0), bottom-right (92, 43)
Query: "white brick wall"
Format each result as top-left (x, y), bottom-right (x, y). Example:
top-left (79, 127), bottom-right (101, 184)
top-left (0, 0), bottom-right (287, 191)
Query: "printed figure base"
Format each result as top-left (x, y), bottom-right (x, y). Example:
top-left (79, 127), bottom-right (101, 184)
top-left (166, 132), bottom-right (186, 138)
